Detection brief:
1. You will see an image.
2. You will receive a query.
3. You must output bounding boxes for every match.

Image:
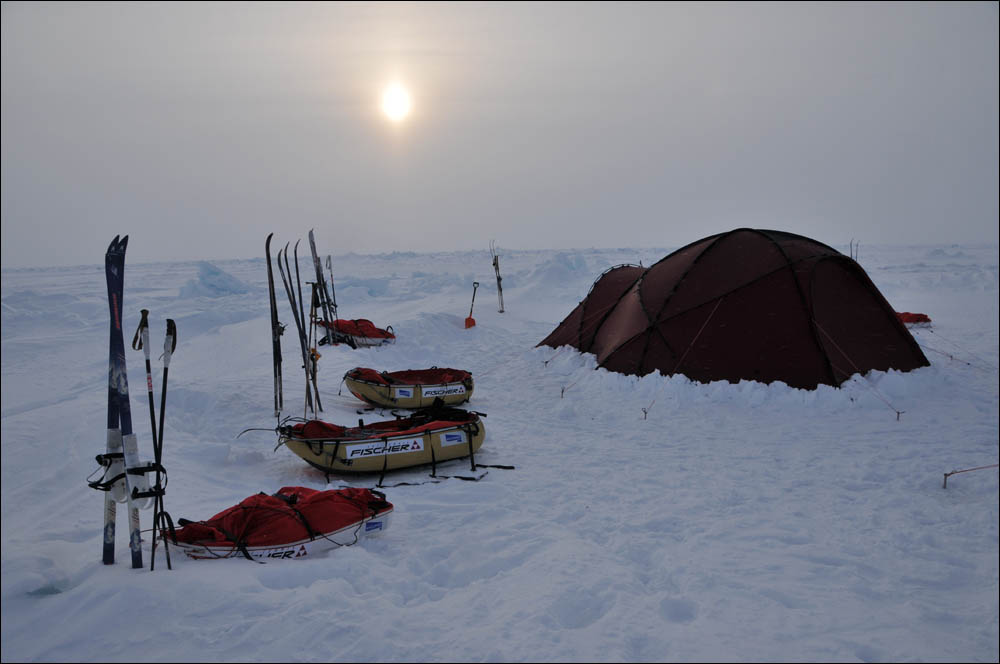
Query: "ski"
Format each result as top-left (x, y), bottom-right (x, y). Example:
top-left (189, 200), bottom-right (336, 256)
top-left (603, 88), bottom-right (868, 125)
top-left (104, 235), bottom-right (151, 568)
top-left (491, 240), bottom-right (505, 313)
top-left (306, 283), bottom-right (324, 412)
top-left (265, 234), bottom-right (284, 417)
top-left (294, 240), bottom-right (321, 412)
top-left (94, 236), bottom-right (129, 564)
top-left (307, 229), bottom-right (335, 345)
top-left (277, 243), bottom-right (317, 416)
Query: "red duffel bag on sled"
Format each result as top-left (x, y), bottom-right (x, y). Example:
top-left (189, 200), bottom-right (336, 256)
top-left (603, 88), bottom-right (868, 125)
top-left (171, 486), bottom-right (392, 561)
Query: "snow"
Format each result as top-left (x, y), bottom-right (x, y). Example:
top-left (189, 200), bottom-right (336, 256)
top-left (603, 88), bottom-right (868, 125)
top-left (1, 241), bottom-right (997, 662)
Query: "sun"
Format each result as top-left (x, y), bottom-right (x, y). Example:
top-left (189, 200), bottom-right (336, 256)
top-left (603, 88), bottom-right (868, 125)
top-left (381, 82), bottom-right (412, 123)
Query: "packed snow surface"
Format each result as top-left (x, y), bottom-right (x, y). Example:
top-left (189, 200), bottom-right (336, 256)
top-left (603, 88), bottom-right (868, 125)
top-left (2, 242), bottom-right (997, 662)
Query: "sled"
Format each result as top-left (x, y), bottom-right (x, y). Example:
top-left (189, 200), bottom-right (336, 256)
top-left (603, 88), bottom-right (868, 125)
top-left (171, 486), bottom-right (392, 560)
top-left (318, 319), bottom-right (395, 348)
top-left (896, 311), bottom-right (932, 328)
top-left (343, 367), bottom-right (474, 410)
top-left (278, 407), bottom-right (486, 474)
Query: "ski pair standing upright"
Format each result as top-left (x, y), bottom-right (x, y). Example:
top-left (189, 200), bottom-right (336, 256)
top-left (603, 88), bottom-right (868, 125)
top-left (90, 236), bottom-right (172, 569)
top-left (265, 233), bottom-right (284, 418)
top-left (491, 240), bottom-right (505, 314)
top-left (308, 229), bottom-right (339, 346)
top-left (275, 239), bottom-right (322, 417)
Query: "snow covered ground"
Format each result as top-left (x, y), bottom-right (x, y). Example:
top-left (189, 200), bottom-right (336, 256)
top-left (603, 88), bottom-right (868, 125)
top-left (1, 239), bottom-right (997, 662)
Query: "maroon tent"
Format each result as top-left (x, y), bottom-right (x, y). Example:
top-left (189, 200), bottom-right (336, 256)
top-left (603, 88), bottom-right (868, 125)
top-left (538, 228), bottom-right (929, 389)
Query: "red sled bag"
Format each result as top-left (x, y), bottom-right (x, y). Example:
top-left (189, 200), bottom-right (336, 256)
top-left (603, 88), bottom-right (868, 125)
top-left (171, 486), bottom-right (392, 561)
top-left (896, 311), bottom-right (932, 327)
top-left (318, 319), bottom-right (395, 348)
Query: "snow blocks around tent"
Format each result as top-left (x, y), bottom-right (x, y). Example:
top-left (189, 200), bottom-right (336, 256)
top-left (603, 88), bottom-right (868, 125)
top-left (343, 367), bottom-right (474, 409)
top-left (278, 407), bottom-right (485, 474)
top-left (172, 486), bottom-right (393, 560)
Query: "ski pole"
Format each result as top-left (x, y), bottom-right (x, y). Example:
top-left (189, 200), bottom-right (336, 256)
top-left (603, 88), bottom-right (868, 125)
top-left (131, 309), bottom-right (158, 458)
top-left (326, 255), bottom-right (338, 319)
top-left (151, 318), bottom-right (176, 570)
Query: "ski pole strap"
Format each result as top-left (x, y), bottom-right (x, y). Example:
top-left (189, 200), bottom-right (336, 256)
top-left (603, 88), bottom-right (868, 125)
top-left (131, 309), bottom-right (150, 350)
top-left (157, 510), bottom-right (179, 545)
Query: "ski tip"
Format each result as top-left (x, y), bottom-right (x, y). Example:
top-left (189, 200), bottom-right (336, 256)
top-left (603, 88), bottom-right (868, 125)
top-left (120, 236), bottom-right (129, 251)
top-left (107, 236), bottom-right (120, 253)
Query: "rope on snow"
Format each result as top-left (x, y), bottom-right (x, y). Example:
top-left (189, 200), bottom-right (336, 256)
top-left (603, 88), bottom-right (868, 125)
top-left (943, 463), bottom-right (999, 489)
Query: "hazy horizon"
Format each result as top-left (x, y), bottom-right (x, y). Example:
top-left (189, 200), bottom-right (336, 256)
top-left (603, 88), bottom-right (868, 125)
top-left (3, 1), bottom-right (998, 269)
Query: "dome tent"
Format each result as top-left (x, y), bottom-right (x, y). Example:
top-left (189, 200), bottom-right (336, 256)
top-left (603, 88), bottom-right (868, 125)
top-left (538, 228), bottom-right (929, 390)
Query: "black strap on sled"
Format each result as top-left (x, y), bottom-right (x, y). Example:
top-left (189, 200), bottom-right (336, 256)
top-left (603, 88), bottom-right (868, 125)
top-left (377, 437), bottom-right (391, 488)
top-left (176, 516), bottom-right (256, 562)
top-left (271, 491), bottom-right (321, 541)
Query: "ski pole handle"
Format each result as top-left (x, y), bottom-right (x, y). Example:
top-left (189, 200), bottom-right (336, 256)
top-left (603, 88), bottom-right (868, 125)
top-left (132, 309), bottom-right (150, 355)
top-left (162, 319), bottom-right (176, 368)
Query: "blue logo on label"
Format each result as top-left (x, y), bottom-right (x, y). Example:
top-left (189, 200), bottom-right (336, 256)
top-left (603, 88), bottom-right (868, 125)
top-left (365, 521), bottom-right (383, 532)
top-left (444, 433), bottom-right (463, 443)
top-left (398, 388), bottom-right (413, 398)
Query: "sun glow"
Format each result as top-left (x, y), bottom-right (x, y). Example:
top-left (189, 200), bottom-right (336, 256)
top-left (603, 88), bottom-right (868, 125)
top-left (381, 82), bottom-right (412, 123)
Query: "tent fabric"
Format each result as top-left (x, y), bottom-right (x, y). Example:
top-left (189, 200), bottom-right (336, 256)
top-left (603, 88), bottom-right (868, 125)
top-left (538, 228), bottom-right (930, 389)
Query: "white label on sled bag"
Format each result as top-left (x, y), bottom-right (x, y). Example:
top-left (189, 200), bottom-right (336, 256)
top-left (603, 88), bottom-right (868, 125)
top-left (440, 430), bottom-right (467, 447)
top-left (347, 437), bottom-right (424, 458)
top-left (393, 387), bottom-right (414, 399)
top-left (423, 385), bottom-right (466, 397)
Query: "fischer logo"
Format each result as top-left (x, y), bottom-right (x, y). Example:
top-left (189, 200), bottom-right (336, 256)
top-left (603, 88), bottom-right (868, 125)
top-left (265, 550), bottom-right (296, 559)
top-left (347, 438), bottom-right (424, 458)
top-left (423, 385), bottom-right (466, 397)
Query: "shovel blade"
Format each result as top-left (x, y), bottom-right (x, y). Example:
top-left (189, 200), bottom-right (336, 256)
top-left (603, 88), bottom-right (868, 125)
top-left (464, 317), bottom-right (476, 329)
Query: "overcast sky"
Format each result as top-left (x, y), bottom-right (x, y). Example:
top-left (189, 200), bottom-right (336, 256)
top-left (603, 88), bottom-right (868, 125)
top-left (2, 1), bottom-right (997, 268)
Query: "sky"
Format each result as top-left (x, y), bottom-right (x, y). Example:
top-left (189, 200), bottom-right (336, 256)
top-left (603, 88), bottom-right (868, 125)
top-left (2, 1), bottom-right (998, 269)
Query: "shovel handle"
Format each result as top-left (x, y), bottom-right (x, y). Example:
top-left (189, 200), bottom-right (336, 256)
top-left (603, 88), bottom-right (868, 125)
top-left (469, 282), bottom-right (479, 316)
